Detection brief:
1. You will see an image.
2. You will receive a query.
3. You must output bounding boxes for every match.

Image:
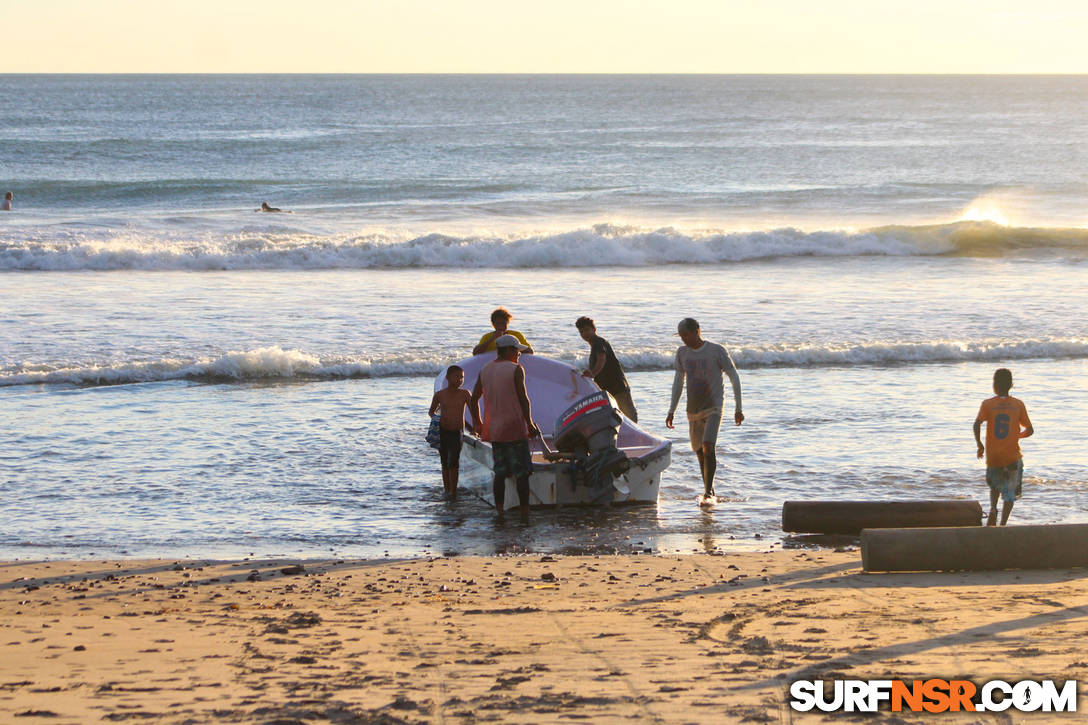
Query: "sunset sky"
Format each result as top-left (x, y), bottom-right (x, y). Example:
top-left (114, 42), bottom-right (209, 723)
top-left (6, 0), bottom-right (1088, 73)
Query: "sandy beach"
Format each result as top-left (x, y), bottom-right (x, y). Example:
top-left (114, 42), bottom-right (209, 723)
top-left (1, 551), bottom-right (1086, 723)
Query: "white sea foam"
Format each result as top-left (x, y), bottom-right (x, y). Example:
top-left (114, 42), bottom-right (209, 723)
top-left (617, 338), bottom-right (1088, 371)
top-left (4, 339), bottom-right (1086, 388)
top-left (0, 347), bottom-right (443, 387)
top-left (3, 221), bottom-right (1086, 271)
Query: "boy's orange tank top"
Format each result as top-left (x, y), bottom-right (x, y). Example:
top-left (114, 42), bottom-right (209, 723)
top-left (977, 395), bottom-right (1030, 468)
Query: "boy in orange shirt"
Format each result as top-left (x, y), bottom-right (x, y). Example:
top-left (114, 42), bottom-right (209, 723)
top-left (973, 368), bottom-right (1034, 526)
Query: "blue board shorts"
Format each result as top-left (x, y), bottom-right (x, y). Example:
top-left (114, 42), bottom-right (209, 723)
top-left (986, 459), bottom-right (1024, 504)
top-left (492, 440), bottom-right (532, 479)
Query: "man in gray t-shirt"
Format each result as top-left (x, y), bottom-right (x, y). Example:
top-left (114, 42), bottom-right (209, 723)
top-left (666, 317), bottom-right (744, 499)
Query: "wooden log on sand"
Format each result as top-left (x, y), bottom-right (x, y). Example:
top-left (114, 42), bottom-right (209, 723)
top-left (862, 524), bottom-right (1088, 572)
top-left (781, 500), bottom-right (983, 535)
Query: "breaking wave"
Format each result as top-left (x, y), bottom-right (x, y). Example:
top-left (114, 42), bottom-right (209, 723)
top-left (4, 338), bottom-right (1086, 388)
top-left (2, 221), bottom-right (1087, 271)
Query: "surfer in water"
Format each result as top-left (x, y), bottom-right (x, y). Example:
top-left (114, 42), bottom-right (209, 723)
top-left (256, 202), bottom-right (284, 212)
top-left (665, 317), bottom-right (743, 503)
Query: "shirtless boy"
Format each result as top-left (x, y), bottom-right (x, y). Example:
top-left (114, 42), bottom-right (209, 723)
top-left (429, 365), bottom-right (479, 498)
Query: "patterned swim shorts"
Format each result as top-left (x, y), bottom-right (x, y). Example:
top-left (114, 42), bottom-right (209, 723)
top-left (492, 440), bottom-right (532, 479)
top-left (986, 459), bottom-right (1024, 504)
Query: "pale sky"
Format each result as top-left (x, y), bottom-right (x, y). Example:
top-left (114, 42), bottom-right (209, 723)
top-left (6, 0), bottom-right (1088, 73)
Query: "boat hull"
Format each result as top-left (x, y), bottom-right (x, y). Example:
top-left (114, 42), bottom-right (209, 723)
top-left (460, 433), bottom-right (669, 509)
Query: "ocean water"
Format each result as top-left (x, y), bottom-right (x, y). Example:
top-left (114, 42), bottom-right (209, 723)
top-left (2, 75), bottom-right (1086, 559)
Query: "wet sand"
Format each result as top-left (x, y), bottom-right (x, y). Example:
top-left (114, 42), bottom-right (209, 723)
top-left (1, 551), bottom-right (1086, 723)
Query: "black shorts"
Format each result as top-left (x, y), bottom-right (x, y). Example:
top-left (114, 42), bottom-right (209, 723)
top-left (439, 429), bottom-right (463, 469)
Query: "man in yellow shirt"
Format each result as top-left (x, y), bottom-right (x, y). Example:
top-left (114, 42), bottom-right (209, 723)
top-left (973, 368), bottom-right (1034, 526)
top-left (473, 307), bottom-right (534, 355)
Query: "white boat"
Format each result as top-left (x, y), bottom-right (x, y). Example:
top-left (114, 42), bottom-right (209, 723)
top-left (433, 353), bottom-right (671, 509)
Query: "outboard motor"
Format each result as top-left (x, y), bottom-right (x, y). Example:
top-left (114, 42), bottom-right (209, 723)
top-left (553, 391), bottom-right (631, 499)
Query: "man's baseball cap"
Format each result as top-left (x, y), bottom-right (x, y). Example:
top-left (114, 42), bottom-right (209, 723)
top-left (495, 334), bottom-right (529, 350)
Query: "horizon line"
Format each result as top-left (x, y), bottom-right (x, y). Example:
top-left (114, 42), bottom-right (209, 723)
top-left (3, 71), bottom-right (1088, 77)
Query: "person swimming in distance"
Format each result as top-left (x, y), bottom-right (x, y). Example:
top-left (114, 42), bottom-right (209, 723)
top-left (256, 202), bottom-right (283, 212)
top-left (1, 192), bottom-right (12, 211)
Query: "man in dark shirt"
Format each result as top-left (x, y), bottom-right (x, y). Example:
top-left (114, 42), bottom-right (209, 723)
top-left (575, 316), bottom-right (638, 422)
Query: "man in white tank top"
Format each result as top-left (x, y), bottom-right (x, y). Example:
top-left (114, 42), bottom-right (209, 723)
top-left (470, 335), bottom-right (541, 521)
